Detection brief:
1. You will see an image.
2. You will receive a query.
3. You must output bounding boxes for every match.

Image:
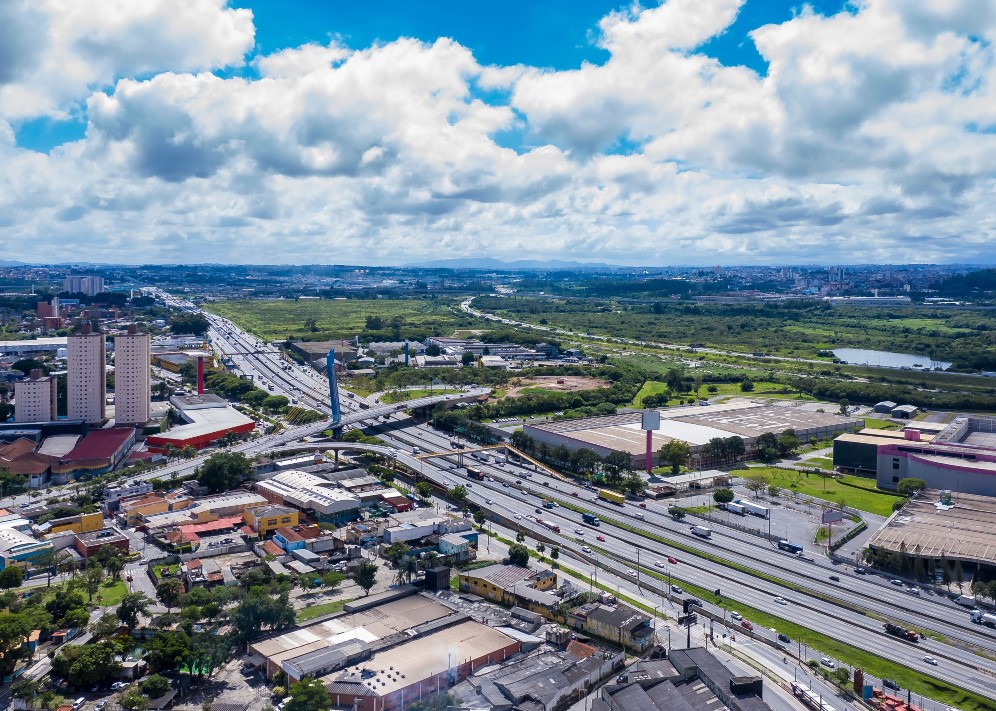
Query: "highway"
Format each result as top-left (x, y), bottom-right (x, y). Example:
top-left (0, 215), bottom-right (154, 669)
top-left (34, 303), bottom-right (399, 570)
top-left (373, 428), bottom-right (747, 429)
top-left (149, 291), bottom-right (996, 702)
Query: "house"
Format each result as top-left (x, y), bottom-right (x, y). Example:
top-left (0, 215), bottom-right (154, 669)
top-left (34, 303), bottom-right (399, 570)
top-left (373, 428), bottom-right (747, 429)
top-left (243, 504), bottom-right (299, 537)
top-left (273, 524), bottom-right (327, 552)
top-left (181, 558), bottom-right (224, 590)
top-left (568, 603), bottom-right (654, 652)
top-left (74, 527), bottom-right (130, 559)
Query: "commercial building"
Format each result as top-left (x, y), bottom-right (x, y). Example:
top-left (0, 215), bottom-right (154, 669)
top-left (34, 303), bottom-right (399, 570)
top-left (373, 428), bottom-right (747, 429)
top-left (14, 370), bottom-right (58, 423)
top-left (50, 427), bottom-right (136, 482)
top-left (114, 324), bottom-right (151, 425)
top-left (74, 527), bottom-right (129, 559)
top-left (67, 324), bottom-right (106, 423)
top-left (0, 337), bottom-right (67, 357)
top-left (834, 416), bottom-right (996, 495)
top-left (0, 526), bottom-right (52, 570)
top-left (145, 393), bottom-right (254, 452)
top-left (867, 488), bottom-right (996, 574)
top-left (63, 275), bottom-right (105, 296)
top-left (34, 511), bottom-right (103, 536)
top-left (255, 470), bottom-right (361, 524)
top-left (526, 402), bottom-right (860, 468)
top-left (458, 564), bottom-right (557, 605)
top-left (138, 491), bottom-right (267, 531)
top-left (243, 504), bottom-right (299, 537)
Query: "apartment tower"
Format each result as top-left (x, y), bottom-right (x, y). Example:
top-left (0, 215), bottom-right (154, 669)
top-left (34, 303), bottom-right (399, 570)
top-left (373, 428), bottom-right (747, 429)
top-left (114, 324), bottom-right (151, 425)
top-left (68, 323), bottom-right (106, 423)
top-left (14, 369), bottom-right (58, 422)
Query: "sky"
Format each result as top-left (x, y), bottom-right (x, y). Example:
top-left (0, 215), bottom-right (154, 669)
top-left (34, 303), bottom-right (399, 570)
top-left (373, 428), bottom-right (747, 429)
top-left (1, 0), bottom-right (994, 266)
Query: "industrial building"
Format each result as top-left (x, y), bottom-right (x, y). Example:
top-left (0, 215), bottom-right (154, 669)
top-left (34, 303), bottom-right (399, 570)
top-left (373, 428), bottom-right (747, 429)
top-left (834, 416), bottom-right (996, 496)
top-left (0, 337), bottom-right (67, 357)
top-left (255, 470), bottom-right (361, 524)
top-left (114, 324), bottom-right (151, 425)
top-left (526, 402), bottom-right (860, 467)
top-left (145, 393), bottom-right (254, 452)
top-left (14, 370), bottom-right (58, 423)
top-left (867, 489), bottom-right (996, 573)
top-left (67, 324), bottom-right (106, 423)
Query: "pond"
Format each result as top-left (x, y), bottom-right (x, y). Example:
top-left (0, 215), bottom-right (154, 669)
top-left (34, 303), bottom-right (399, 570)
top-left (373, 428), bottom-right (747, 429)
top-left (832, 348), bottom-right (952, 370)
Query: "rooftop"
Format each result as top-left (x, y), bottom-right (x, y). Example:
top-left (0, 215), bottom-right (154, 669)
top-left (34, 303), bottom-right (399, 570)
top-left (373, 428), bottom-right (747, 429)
top-left (461, 564), bottom-right (536, 589)
top-left (76, 526), bottom-right (128, 545)
top-left (62, 428), bottom-right (135, 461)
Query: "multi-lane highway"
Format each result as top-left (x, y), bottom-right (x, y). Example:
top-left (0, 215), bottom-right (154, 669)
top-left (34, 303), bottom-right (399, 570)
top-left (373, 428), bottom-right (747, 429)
top-left (152, 290), bottom-right (996, 703)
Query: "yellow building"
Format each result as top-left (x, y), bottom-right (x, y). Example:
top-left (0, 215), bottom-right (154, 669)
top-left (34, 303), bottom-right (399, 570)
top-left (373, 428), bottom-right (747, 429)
top-left (120, 492), bottom-right (192, 527)
top-left (45, 511), bottom-right (104, 535)
top-left (243, 505), bottom-right (299, 536)
top-left (458, 564), bottom-right (557, 605)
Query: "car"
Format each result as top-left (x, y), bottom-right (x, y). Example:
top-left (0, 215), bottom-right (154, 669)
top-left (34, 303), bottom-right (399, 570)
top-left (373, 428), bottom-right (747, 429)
top-left (466, 483), bottom-right (472, 488)
top-left (923, 656), bottom-right (938, 666)
top-left (581, 546), bottom-right (592, 553)
top-left (575, 528), bottom-right (584, 535)
top-left (773, 596), bottom-right (788, 605)
top-left (513, 513), bottom-right (522, 520)
top-left (485, 499), bottom-right (493, 505)
top-left (94, 703), bottom-right (107, 711)
top-left (730, 611), bottom-right (742, 621)
top-left (740, 620), bottom-right (754, 630)
top-left (890, 579), bottom-right (904, 586)
top-left (907, 586), bottom-right (920, 595)
top-left (654, 560), bottom-right (665, 568)
top-left (596, 535), bottom-right (606, 542)
top-left (638, 502), bottom-right (647, 508)
top-left (535, 508), bottom-right (542, 514)
top-left (829, 575), bottom-right (840, 582)
top-left (820, 657), bottom-right (836, 670)
top-left (670, 585), bottom-right (684, 594)
top-left (778, 633), bottom-right (791, 643)
top-left (515, 479), bottom-right (522, 484)
top-left (627, 569), bottom-right (637, 577)
top-left (571, 491), bottom-right (579, 497)
top-left (667, 556), bottom-right (678, 565)
top-left (72, 698), bottom-right (86, 711)
top-left (882, 678), bottom-right (901, 691)
top-left (855, 567), bottom-right (866, 574)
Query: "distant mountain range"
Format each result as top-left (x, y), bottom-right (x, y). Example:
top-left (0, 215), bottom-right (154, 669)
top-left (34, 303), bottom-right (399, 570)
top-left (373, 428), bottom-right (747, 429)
top-left (407, 257), bottom-right (621, 271)
top-left (0, 260), bottom-right (26, 266)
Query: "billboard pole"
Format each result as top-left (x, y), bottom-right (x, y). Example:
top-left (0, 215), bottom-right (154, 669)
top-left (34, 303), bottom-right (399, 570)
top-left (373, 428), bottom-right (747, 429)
top-left (642, 410), bottom-right (661, 475)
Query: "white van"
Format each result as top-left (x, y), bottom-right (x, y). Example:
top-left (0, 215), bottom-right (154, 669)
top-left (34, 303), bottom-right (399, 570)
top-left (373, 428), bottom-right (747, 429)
top-left (72, 698), bottom-right (86, 711)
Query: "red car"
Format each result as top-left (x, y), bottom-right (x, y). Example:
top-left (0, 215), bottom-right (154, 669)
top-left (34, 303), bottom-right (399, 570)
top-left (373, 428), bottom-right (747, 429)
top-left (740, 620), bottom-right (754, 631)
top-left (571, 491), bottom-right (579, 497)
top-left (638, 502), bottom-right (647, 508)
top-left (596, 535), bottom-right (606, 542)
top-left (667, 556), bottom-right (678, 565)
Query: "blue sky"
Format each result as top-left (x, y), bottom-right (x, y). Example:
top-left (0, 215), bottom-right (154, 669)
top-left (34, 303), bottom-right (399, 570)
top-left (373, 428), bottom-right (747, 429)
top-left (2, 0), bottom-right (994, 265)
top-left (16, 0), bottom-right (850, 154)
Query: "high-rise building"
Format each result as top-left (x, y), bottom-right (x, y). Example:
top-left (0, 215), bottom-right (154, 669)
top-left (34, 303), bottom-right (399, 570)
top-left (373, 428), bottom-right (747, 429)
top-left (114, 324), bottom-right (150, 425)
top-left (14, 369), bottom-right (58, 422)
top-left (68, 323), bottom-right (106, 423)
top-left (63, 275), bottom-right (105, 296)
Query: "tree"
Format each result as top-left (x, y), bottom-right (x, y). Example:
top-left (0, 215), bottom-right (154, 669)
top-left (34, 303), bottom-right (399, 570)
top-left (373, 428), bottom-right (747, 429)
top-left (156, 578), bottom-right (184, 613)
top-left (263, 395), bottom-right (290, 412)
top-left (658, 440), bottom-right (691, 476)
top-left (447, 485), bottom-right (468, 503)
top-left (397, 556), bottom-right (418, 585)
top-left (9, 678), bottom-right (40, 702)
top-left (353, 561), bottom-right (378, 596)
top-left (321, 572), bottom-right (346, 592)
top-left (84, 565), bottom-right (104, 601)
top-left (198, 451), bottom-right (252, 493)
top-left (508, 544), bottom-right (530, 567)
top-left (52, 641), bottom-right (122, 689)
top-left (515, 532), bottom-right (526, 543)
top-left (550, 547), bottom-right (559, 562)
top-left (383, 542), bottom-right (411, 565)
top-left (232, 588), bottom-right (296, 645)
top-left (832, 667), bottom-right (851, 685)
top-left (670, 507), bottom-right (687, 520)
top-left (285, 678), bottom-right (332, 711)
top-left (461, 351), bottom-right (475, 367)
top-left (603, 450), bottom-right (632, 480)
top-left (740, 379), bottom-right (755, 392)
top-left (897, 478), bottom-right (927, 497)
top-left (0, 566), bottom-right (23, 589)
top-left (625, 471), bottom-right (646, 495)
top-left (743, 472), bottom-right (768, 498)
top-left (365, 315), bottom-right (384, 330)
top-left (145, 630), bottom-right (191, 673)
top-left (117, 592), bottom-right (152, 632)
top-left (713, 488), bottom-right (735, 505)
top-left (768, 484), bottom-right (781, 498)
top-left (141, 674), bottom-right (171, 698)
top-left (838, 399), bottom-right (850, 416)
top-left (954, 559), bottom-right (965, 592)
top-left (415, 481), bottom-right (433, 500)
top-left (169, 312), bottom-right (210, 335)
top-left (777, 429), bottom-right (800, 456)
top-left (473, 510), bottom-right (487, 528)
top-left (120, 690), bottom-right (150, 710)
top-left (91, 613), bottom-right (121, 639)
top-left (31, 548), bottom-right (60, 587)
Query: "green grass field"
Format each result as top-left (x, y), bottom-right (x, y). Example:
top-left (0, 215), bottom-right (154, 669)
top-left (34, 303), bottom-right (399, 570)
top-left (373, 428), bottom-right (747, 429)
top-left (205, 298), bottom-right (470, 342)
top-left (633, 379), bottom-right (808, 407)
top-left (802, 456), bottom-right (834, 470)
top-left (733, 466), bottom-right (903, 516)
top-left (863, 417), bottom-right (900, 429)
top-left (380, 388), bottom-right (461, 404)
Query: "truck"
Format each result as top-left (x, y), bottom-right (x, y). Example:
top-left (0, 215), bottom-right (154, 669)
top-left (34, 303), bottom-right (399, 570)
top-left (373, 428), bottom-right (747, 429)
top-left (493, 454), bottom-right (507, 465)
top-left (690, 525), bottom-right (712, 539)
top-left (725, 502), bottom-right (746, 516)
top-left (543, 500), bottom-right (556, 509)
top-left (540, 520), bottom-right (561, 533)
top-left (471, 451), bottom-right (490, 462)
top-left (955, 594), bottom-right (977, 608)
top-left (466, 467), bottom-right (485, 481)
top-left (883, 622), bottom-right (919, 642)
top-left (970, 610), bottom-right (996, 627)
top-left (736, 499), bottom-right (770, 519)
top-left (777, 540), bottom-right (804, 554)
top-left (599, 489), bottom-right (625, 505)
top-left (582, 513), bottom-right (601, 526)
top-left (449, 439), bottom-right (462, 449)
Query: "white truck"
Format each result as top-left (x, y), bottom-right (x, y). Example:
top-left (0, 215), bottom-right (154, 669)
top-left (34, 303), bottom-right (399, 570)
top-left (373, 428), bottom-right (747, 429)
top-left (493, 454), bottom-right (507, 465)
top-left (725, 502), bottom-right (746, 516)
top-left (970, 610), bottom-right (996, 626)
top-left (690, 525), bottom-right (712, 539)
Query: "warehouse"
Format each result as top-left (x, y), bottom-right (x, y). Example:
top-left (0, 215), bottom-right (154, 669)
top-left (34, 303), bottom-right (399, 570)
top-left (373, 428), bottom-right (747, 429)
top-left (146, 393), bottom-right (254, 452)
top-left (255, 470), bottom-right (361, 524)
top-left (525, 402), bottom-right (861, 467)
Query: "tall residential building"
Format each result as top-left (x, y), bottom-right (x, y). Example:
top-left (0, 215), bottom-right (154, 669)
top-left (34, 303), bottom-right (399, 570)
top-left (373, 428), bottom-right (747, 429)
top-left (14, 369), bottom-right (58, 422)
top-left (63, 275), bottom-right (105, 296)
top-left (68, 324), bottom-right (106, 423)
top-left (114, 324), bottom-right (151, 425)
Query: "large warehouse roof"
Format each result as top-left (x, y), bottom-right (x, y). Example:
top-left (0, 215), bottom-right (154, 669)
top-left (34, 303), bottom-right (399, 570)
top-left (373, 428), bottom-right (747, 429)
top-left (868, 489), bottom-right (996, 566)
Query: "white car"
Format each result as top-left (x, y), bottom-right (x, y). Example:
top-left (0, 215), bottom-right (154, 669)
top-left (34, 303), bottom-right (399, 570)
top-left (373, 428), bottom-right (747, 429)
top-left (627, 569), bottom-right (637, 577)
top-left (485, 499), bottom-right (493, 505)
top-left (514, 514), bottom-right (522, 520)
top-left (774, 596), bottom-right (788, 605)
top-left (581, 546), bottom-right (592, 553)
top-left (820, 657), bottom-right (836, 670)
top-left (111, 682), bottom-right (130, 690)
top-left (575, 528), bottom-right (584, 535)
top-left (906, 587), bottom-right (920, 595)
top-left (730, 611), bottom-right (742, 621)
top-left (924, 656), bottom-right (938, 666)
top-left (654, 560), bottom-right (665, 568)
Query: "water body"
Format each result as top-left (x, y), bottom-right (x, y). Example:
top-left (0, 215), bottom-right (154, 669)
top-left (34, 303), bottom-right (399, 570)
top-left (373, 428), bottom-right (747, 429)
top-left (832, 348), bottom-right (952, 371)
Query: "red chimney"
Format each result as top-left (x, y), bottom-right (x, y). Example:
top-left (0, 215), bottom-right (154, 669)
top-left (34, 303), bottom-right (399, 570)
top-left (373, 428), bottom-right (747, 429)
top-left (197, 356), bottom-right (205, 395)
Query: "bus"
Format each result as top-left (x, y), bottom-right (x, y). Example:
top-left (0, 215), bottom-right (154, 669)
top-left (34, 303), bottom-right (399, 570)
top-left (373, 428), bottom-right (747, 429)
top-left (777, 540), bottom-right (803, 554)
top-left (790, 683), bottom-right (835, 711)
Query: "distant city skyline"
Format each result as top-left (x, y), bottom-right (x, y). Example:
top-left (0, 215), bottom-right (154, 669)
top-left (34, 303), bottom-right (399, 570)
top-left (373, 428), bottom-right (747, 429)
top-left (1, 0), bottom-right (994, 265)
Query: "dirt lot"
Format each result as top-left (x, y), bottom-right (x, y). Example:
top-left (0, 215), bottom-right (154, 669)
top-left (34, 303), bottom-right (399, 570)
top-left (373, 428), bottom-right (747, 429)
top-left (503, 375), bottom-right (610, 398)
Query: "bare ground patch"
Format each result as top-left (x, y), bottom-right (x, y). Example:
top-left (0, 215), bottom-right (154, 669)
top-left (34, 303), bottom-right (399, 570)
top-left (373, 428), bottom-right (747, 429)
top-left (503, 375), bottom-right (610, 398)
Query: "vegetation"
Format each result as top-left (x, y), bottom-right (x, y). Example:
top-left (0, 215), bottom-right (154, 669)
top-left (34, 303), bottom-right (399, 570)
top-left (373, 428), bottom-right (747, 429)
top-left (197, 451), bottom-right (252, 493)
top-left (731, 467), bottom-right (902, 516)
top-left (296, 598), bottom-right (353, 622)
top-left (353, 561), bottom-right (379, 596)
